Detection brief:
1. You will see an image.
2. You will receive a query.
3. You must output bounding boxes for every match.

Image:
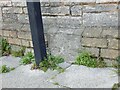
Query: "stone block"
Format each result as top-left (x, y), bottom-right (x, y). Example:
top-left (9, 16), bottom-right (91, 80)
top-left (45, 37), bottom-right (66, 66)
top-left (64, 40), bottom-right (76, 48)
top-left (81, 38), bottom-right (107, 48)
top-left (83, 12), bottom-right (118, 27)
top-left (82, 27), bottom-right (102, 38)
top-left (2, 13), bottom-right (18, 22)
top-left (108, 39), bottom-right (119, 49)
top-left (3, 30), bottom-right (10, 37)
top-left (101, 49), bottom-right (119, 59)
top-left (18, 31), bottom-right (32, 40)
top-left (0, 1), bottom-right (12, 6)
top-left (12, 2), bottom-right (26, 6)
top-left (9, 31), bottom-right (17, 38)
top-left (2, 7), bottom-right (23, 14)
top-left (41, 7), bottom-right (51, 15)
top-left (21, 40), bottom-right (30, 47)
top-left (21, 24), bottom-right (30, 31)
top-left (96, 0), bottom-right (118, 3)
top-left (50, 6), bottom-right (70, 15)
top-left (82, 47), bottom-right (99, 57)
top-left (83, 4), bottom-right (117, 13)
top-left (71, 5), bottom-right (82, 16)
top-left (17, 14), bottom-right (29, 24)
top-left (8, 38), bottom-right (21, 45)
top-left (2, 23), bottom-right (23, 30)
top-left (49, 33), bottom-right (81, 50)
top-left (101, 30), bottom-right (118, 38)
top-left (57, 16), bottom-right (82, 29)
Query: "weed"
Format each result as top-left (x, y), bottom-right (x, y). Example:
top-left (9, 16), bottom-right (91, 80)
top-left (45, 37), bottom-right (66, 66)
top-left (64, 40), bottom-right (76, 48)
top-left (0, 38), bottom-right (11, 56)
top-left (75, 51), bottom-right (106, 68)
top-left (20, 52), bottom-right (35, 65)
top-left (0, 65), bottom-right (15, 73)
top-left (112, 82), bottom-right (120, 90)
top-left (11, 47), bottom-right (25, 57)
top-left (53, 82), bottom-right (59, 85)
top-left (31, 54), bottom-right (64, 72)
top-left (39, 54), bottom-right (64, 72)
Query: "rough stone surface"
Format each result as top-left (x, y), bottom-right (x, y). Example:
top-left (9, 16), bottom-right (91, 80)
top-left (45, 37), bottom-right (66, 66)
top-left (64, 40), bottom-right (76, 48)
top-left (81, 38), bottom-right (107, 48)
top-left (101, 30), bottom-right (118, 38)
top-left (82, 28), bottom-right (102, 38)
top-left (83, 12), bottom-right (118, 27)
top-left (108, 39), bottom-right (119, 49)
top-left (71, 6), bottom-right (82, 16)
top-left (101, 49), bottom-right (119, 59)
top-left (0, 56), bottom-right (118, 88)
top-left (2, 7), bottom-right (23, 14)
top-left (0, 56), bottom-right (21, 68)
top-left (83, 4), bottom-right (117, 13)
top-left (82, 47), bottom-right (99, 57)
top-left (52, 65), bottom-right (118, 88)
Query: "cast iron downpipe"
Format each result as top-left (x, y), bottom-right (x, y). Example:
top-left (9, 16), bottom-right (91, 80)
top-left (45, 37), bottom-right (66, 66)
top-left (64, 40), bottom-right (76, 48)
top-left (27, 1), bottom-right (47, 66)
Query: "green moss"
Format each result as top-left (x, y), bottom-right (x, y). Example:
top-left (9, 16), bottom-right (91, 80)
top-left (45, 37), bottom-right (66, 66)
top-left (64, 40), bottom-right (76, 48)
top-left (75, 51), bottom-right (106, 68)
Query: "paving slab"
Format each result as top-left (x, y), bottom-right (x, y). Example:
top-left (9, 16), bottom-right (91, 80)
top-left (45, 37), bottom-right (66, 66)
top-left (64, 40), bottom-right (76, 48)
top-left (0, 56), bottom-right (119, 88)
top-left (52, 65), bottom-right (118, 88)
top-left (0, 56), bottom-right (21, 68)
top-left (1, 64), bottom-right (62, 88)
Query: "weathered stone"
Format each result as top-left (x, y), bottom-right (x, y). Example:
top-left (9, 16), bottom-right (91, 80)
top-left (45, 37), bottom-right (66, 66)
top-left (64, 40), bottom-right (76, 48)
top-left (21, 24), bottom-right (30, 31)
top-left (17, 14), bottom-right (29, 24)
top-left (12, 2), bottom-right (26, 6)
top-left (21, 40), bottom-right (30, 47)
top-left (0, 1), bottom-right (12, 6)
top-left (101, 30), bottom-right (118, 38)
top-left (11, 45), bottom-right (21, 51)
top-left (41, 7), bottom-right (51, 15)
top-left (42, 16), bottom-right (58, 29)
top-left (101, 49), bottom-right (119, 59)
top-left (2, 13), bottom-right (18, 22)
top-left (41, 2), bottom-right (50, 7)
top-left (104, 59), bottom-right (118, 67)
top-left (83, 4), bottom-right (117, 13)
top-left (2, 23), bottom-right (23, 30)
top-left (8, 38), bottom-right (22, 45)
top-left (50, 6), bottom-right (70, 15)
top-left (49, 33), bottom-right (81, 50)
top-left (3, 30), bottom-right (10, 37)
top-left (82, 47), bottom-right (99, 57)
top-left (81, 38), bottom-right (107, 48)
top-left (83, 12), bottom-right (118, 27)
top-left (108, 39), bottom-right (119, 49)
top-left (71, 5), bottom-right (82, 16)
top-left (58, 62), bottom-right (71, 69)
top-left (18, 31), bottom-right (32, 40)
top-left (96, 0), bottom-right (118, 3)
top-left (2, 7), bottom-right (23, 14)
top-left (9, 31), bottom-right (17, 38)
top-left (82, 28), bottom-right (102, 38)
top-left (57, 16), bottom-right (82, 29)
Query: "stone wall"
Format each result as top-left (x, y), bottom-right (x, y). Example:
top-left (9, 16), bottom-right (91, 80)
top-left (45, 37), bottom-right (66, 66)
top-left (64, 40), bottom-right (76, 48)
top-left (0, 0), bottom-right (119, 64)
